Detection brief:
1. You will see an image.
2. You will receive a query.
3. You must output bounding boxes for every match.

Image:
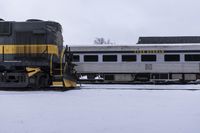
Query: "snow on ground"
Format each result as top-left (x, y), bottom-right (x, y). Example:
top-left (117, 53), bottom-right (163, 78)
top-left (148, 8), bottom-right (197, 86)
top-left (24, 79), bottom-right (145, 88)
top-left (81, 84), bottom-right (200, 90)
top-left (0, 85), bottom-right (200, 133)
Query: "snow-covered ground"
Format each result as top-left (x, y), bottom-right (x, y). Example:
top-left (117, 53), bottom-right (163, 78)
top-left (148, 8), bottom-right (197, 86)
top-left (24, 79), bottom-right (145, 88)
top-left (0, 84), bottom-right (200, 133)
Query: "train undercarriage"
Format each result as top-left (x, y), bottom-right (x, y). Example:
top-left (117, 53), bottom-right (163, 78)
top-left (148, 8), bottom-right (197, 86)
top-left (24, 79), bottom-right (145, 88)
top-left (0, 61), bottom-right (77, 90)
top-left (78, 73), bottom-right (200, 84)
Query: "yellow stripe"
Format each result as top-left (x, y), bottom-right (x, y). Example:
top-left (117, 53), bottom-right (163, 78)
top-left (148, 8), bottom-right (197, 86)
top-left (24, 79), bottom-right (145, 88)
top-left (26, 67), bottom-right (41, 77)
top-left (50, 54), bottom-right (53, 76)
top-left (60, 48), bottom-right (65, 76)
top-left (48, 45), bottom-right (59, 56)
top-left (63, 79), bottom-right (77, 88)
top-left (0, 44), bottom-right (58, 56)
top-left (52, 81), bottom-right (63, 86)
top-left (0, 45), bottom-right (2, 54)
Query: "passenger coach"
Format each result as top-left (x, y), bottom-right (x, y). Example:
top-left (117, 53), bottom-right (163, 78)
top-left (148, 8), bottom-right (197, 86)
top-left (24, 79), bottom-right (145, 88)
top-left (70, 37), bottom-right (200, 84)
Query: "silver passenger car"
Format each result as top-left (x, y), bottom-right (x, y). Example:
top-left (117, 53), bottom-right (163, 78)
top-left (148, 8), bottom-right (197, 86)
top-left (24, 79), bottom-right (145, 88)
top-left (70, 37), bottom-right (200, 83)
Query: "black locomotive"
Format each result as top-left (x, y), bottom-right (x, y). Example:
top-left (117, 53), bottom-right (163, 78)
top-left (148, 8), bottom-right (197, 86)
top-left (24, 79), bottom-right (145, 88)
top-left (0, 19), bottom-right (76, 89)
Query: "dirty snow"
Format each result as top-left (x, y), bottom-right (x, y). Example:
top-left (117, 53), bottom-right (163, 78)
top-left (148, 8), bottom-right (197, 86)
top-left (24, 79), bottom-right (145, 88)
top-left (0, 84), bottom-right (200, 133)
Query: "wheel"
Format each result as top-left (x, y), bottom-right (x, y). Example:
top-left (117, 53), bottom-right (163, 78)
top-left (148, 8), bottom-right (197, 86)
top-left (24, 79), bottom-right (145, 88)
top-left (29, 73), bottom-right (49, 90)
top-left (39, 75), bottom-right (49, 90)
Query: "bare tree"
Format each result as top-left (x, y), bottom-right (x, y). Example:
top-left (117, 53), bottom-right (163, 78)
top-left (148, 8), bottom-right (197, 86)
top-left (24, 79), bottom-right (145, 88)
top-left (94, 37), bottom-right (114, 45)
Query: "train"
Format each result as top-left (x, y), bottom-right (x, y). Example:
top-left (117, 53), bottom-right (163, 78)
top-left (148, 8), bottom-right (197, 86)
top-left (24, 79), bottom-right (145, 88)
top-left (70, 36), bottom-right (200, 84)
top-left (0, 19), bottom-right (77, 90)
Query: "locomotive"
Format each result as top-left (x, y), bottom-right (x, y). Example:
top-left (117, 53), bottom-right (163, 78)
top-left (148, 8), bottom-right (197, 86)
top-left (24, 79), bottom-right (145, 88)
top-left (0, 19), bottom-right (76, 89)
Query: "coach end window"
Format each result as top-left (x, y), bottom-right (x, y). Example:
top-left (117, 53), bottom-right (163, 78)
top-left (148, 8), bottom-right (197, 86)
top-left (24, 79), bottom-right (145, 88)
top-left (122, 55), bottom-right (137, 62)
top-left (185, 54), bottom-right (200, 61)
top-left (73, 55), bottom-right (80, 62)
top-left (141, 55), bottom-right (156, 62)
top-left (103, 55), bottom-right (117, 62)
top-left (84, 55), bottom-right (98, 62)
top-left (165, 54), bottom-right (180, 62)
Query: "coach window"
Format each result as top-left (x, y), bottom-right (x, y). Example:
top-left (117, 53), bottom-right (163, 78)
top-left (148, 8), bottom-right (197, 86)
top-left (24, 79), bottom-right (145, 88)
top-left (122, 55), bottom-right (137, 62)
top-left (185, 54), bottom-right (200, 61)
top-left (73, 55), bottom-right (80, 62)
top-left (165, 54), bottom-right (180, 61)
top-left (84, 55), bottom-right (98, 62)
top-left (103, 55), bottom-right (117, 62)
top-left (141, 55), bottom-right (156, 62)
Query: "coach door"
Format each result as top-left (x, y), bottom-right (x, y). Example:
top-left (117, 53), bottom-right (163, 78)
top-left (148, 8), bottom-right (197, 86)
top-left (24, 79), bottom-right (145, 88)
top-left (199, 63), bottom-right (200, 72)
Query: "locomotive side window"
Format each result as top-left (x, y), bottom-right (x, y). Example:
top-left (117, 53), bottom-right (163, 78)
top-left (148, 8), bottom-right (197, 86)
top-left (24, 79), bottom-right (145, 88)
top-left (103, 55), bottom-right (117, 62)
top-left (84, 55), bottom-right (98, 62)
top-left (122, 55), bottom-right (137, 62)
top-left (165, 54), bottom-right (180, 61)
top-left (0, 22), bottom-right (11, 35)
top-left (141, 55), bottom-right (156, 62)
top-left (185, 54), bottom-right (200, 61)
top-left (73, 55), bottom-right (80, 62)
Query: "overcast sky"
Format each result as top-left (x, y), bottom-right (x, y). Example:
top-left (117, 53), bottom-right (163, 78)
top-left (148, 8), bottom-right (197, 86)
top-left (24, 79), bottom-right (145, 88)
top-left (1, 0), bottom-right (200, 45)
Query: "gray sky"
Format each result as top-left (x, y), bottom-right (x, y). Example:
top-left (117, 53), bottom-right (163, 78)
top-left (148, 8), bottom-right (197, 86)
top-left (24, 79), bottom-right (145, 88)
top-left (1, 0), bottom-right (200, 45)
